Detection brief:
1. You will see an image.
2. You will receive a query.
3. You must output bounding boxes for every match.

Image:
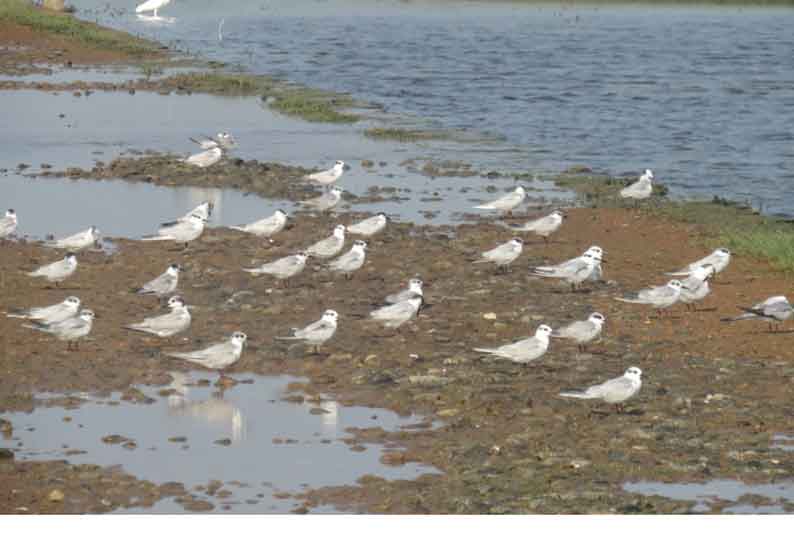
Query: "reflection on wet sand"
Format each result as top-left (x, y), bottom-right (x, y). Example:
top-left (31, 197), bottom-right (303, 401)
top-left (167, 372), bottom-right (245, 442)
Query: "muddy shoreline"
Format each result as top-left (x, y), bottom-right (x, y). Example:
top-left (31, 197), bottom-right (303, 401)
top-left (3, 5), bottom-right (794, 515)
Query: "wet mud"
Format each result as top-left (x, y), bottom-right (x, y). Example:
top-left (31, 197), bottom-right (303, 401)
top-left (3, 205), bottom-right (794, 513)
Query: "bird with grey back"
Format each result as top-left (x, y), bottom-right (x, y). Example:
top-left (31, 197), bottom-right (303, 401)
top-left (667, 248), bottom-right (731, 278)
top-left (474, 186), bottom-right (526, 215)
top-left (347, 213), bottom-right (388, 237)
top-left (1, 209), bottom-right (18, 241)
top-left (23, 308), bottom-right (95, 351)
top-left (530, 251), bottom-right (602, 291)
top-left (304, 160), bottom-right (345, 187)
top-left (620, 169), bottom-right (654, 202)
top-left (124, 296), bottom-right (191, 338)
top-left (552, 312), bottom-right (605, 352)
top-left (6, 296), bottom-right (80, 325)
top-left (560, 367), bottom-right (643, 413)
top-left (300, 187), bottom-right (343, 212)
top-left (507, 210), bottom-right (565, 242)
top-left (166, 331), bottom-right (248, 371)
top-left (142, 215), bottom-right (206, 248)
top-left (243, 252), bottom-right (308, 283)
top-left (180, 147), bottom-right (222, 168)
top-left (474, 238), bottom-right (523, 272)
top-left (615, 280), bottom-right (683, 316)
top-left (328, 240), bottom-right (367, 279)
top-left (231, 210), bottom-right (287, 238)
top-left (385, 278), bottom-right (423, 305)
top-left (721, 295), bottom-right (793, 332)
top-left (27, 252), bottom-right (77, 286)
top-left (473, 324), bottom-right (553, 364)
top-left (305, 225), bottom-right (346, 259)
top-left (276, 309), bottom-right (338, 354)
top-left (679, 264), bottom-right (715, 310)
top-left (44, 227), bottom-right (99, 251)
top-left (370, 295), bottom-right (423, 330)
top-left (135, 263), bottom-right (180, 297)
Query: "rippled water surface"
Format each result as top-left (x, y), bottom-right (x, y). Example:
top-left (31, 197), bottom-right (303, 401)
top-left (72, 0), bottom-right (794, 215)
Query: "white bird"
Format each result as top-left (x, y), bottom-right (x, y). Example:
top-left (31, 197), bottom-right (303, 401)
top-left (347, 213), bottom-right (388, 237)
top-left (44, 226), bottom-right (100, 251)
top-left (1, 209), bottom-right (18, 240)
top-left (135, 0), bottom-right (171, 18)
top-left (23, 308), bottom-right (95, 351)
top-left (327, 240), bottom-right (367, 278)
top-left (190, 132), bottom-right (236, 150)
top-left (473, 324), bottom-right (553, 364)
top-left (243, 252), bottom-right (308, 283)
top-left (166, 331), bottom-right (247, 371)
top-left (369, 296), bottom-right (423, 330)
top-left (679, 264), bottom-right (715, 310)
top-left (6, 296), bottom-right (81, 325)
top-left (667, 248), bottom-right (731, 277)
top-left (474, 238), bottom-right (523, 271)
top-left (508, 210), bottom-right (565, 242)
top-left (552, 312), bottom-right (605, 352)
top-left (124, 296), bottom-right (191, 338)
top-left (474, 186), bottom-right (526, 215)
top-left (722, 295), bottom-right (793, 332)
top-left (180, 146), bottom-right (222, 168)
top-left (300, 187), bottom-right (343, 212)
top-left (615, 280), bottom-right (683, 316)
top-left (135, 263), bottom-right (180, 297)
top-left (305, 225), bottom-right (346, 259)
top-left (276, 309), bottom-right (338, 354)
top-left (620, 169), bottom-right (654, 201)
top-left (560, 367), bottom-right (643, 413)
top-left (530, 251), bottom-right (602, 291)
top-left (231, 209), bottom-right (288, 238)
top-left (385, 278), bottom-right (423, 305)
top-left (304, 160), bottom-right (345, 186)
top-left (142, 215), bottom-right (206, 248)
top-left (27, 252), bottom-right (78, 286)
top-left (177, 202), bottom-right (213, 223)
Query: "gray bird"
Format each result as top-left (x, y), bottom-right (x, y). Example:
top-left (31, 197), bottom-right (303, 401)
top-left (474, 186), bottom-right (526, 215)
top-left (615, 280), bottom-right (683, 315)
top-left (552, 312), bottom-right (605, 352)
top-left (1, 209), bottom-right (18, 240)
top-left (175, 202), bottom-right (213, 223)
top-left (166, 331), bottom-right (247, 371)
top-left (6, 296), bottom-right (81, 325)
top-left (328, 240), bottom-right (367, 278)
top-left (530, 251), bottom-right (602, 291)
top-left (27, 252), bottom-right (78, 286)
top-left (679, 264), bottom-right (715, 310)
top-left (230, 209), bottom-right (288, 237)
top-left (370, 295), bottom-right (423, 329)
top-left (243, 252), bottom-right (308, 283)
top-left (124, 296), bottom-right (191, 338)
top-left (305, 225), bottom-right (346, 259)
top-left (190, 132), bottom-right (236, 150)
top-left (620, 169), bottom-right (654, 201)
top-left (560, 367), bottom-right (643, 413)
top-left (142, 214), bottom-right (206, 248)
top-left (473, 324), bottom-right (553, 364)
top-left (44, 226), bottom-right (99, 251)
top-left (722, 295), bottom-right (793, 332)
top-left (24, 308), bottom-right (95, 351)
top-left (300, 187), bottom-right (343, 212)
top-left (385, 278), bottom-right (423, 305)
top-left (508, 210), bottom-right (565, 242)
top-left (136, 263), bottom-right (180, 297)
top-left (474, 238), bottom-right (523, 271)
top-left (276, 309), bottom-right (338, 354)
top-left (347, 213), bottom-right (388, 237)
top-left (667, 248), bottom-right (731, 277)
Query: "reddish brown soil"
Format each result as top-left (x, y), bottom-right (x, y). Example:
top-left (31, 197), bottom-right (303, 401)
top-left (2, 206), bottom-right (794, 513)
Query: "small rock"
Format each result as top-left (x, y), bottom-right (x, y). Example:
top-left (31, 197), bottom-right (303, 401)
top-left (214, 438), bottom-right (232, 446)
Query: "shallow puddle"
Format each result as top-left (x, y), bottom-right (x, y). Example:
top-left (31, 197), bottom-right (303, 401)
top-left (2, 371), bottom-right (439, 513)
top-left (623, 479), bottom-right (794, 514)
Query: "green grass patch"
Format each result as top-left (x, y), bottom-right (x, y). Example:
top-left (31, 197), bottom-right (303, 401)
top-left (159, 72), bottom-right (360, 123)
top-left (0, 0), bottom-right (162, 56)
top-left (364, 127), bottom-right (448, 142)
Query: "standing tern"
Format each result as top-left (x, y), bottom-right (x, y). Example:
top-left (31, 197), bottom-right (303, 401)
top-left (620, 169), bottom-right (654, 202)
top-left (276, 309), bottom-right (338, 354)
top-left (23, 308), bottom-right (95, 351)
top-left (721, 295), bottom-right (793, 332)
top-left (551, 312), bottom-right (605, 352)
top-left (124, 296), bottom-right (191, 338)
top-left (559, 367), bottom-right (643, 413)
top-left (230, 210), bottom-right (288, 238)
top-left (6, 296), bottom-right (81, 325)
top-left (166, 331), bottom-right (248, 371)
top-left (473, 186), bottom-right (526, 216)
top-left (27, 252), bottom-right (78, 286)
top-left (473, 324), bottom-right (553, 364)
top-left (507, 210), bottom-right (565, 243)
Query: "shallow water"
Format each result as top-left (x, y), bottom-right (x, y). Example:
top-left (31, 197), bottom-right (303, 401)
top-left (72, 0), bottom-right (794, 216)
top-left (623, 479), bottom-right (794, 514)
top-left (0, 89), bottom-right (570, 237)
top-left (2, 371), bottom-right (439, 513)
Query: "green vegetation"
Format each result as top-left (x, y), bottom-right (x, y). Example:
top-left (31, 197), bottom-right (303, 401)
top-left (0, 0), bottom-right (162, 56)
top-left (364, 127), bottom-right (447, 142)
top-left (159, 72), bottom-right (360, 123)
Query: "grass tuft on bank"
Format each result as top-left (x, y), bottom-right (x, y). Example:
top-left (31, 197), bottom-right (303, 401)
top-left (0, 0), bottom-right (162, 56)
top-left (159, 72), bottom-right (360, 123)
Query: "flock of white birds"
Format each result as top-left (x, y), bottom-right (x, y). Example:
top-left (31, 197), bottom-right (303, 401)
top-left (3, 125), bottom-right (792, 413)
